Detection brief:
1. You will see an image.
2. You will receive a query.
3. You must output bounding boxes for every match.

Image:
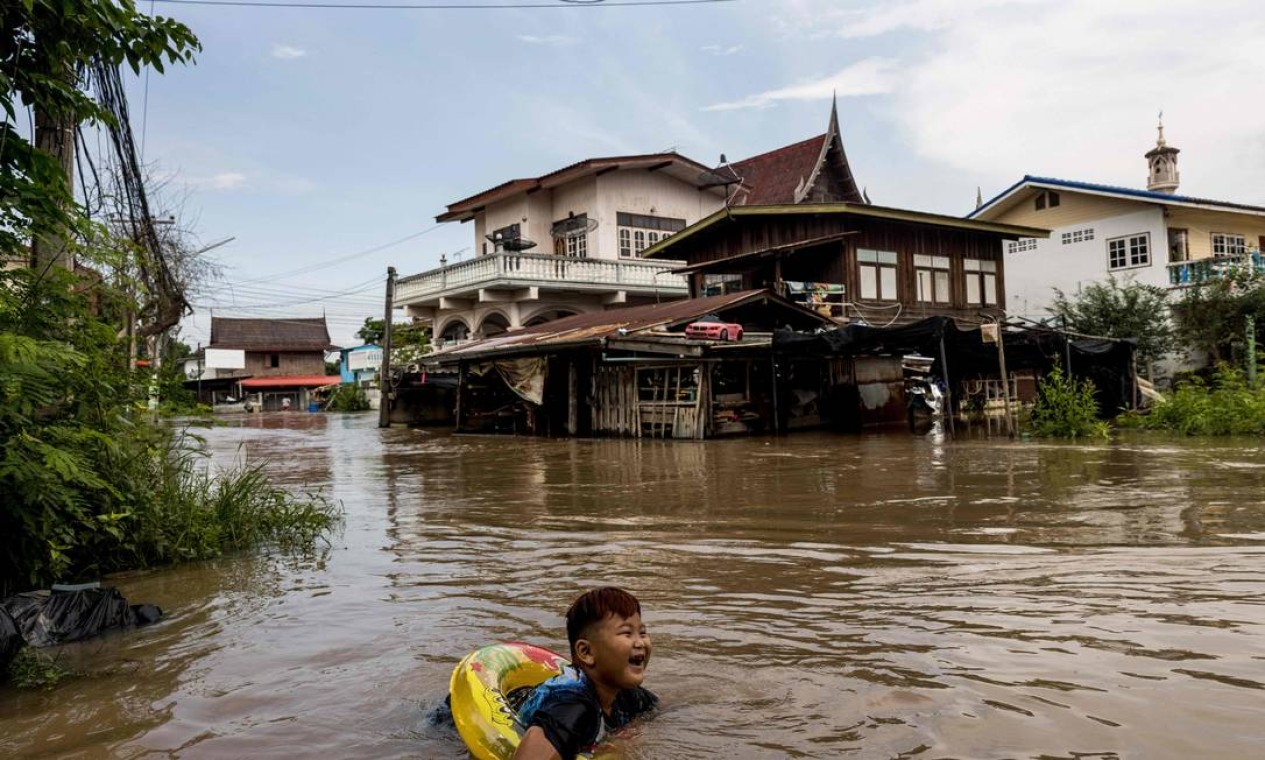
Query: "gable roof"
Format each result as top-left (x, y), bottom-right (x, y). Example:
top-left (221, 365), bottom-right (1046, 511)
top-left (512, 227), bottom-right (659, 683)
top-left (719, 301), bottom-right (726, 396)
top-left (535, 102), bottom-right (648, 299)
top-left (729, 135), bottom-right (829, 205)
top-left (209, 317), bottom-right (336, 352)
top-left (436, 153), bottom-right (723, 223)
top-left (641, 203), bottom-right (1049, 261)
top-left (971, 175), bottom-right (1265, 220)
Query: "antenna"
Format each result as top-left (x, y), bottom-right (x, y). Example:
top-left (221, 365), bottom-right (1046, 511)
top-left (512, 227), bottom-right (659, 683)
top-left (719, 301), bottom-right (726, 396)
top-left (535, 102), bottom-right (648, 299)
top-left (698, 153), bottom-right (743, 215)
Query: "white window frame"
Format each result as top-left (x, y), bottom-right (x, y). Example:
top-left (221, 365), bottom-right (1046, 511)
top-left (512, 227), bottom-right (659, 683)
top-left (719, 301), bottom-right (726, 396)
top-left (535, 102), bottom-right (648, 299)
top-left (857, 248), bottom-right (899, 301)
top-left (1107, 233), bottom-right (1150, 271)
top-left (566, 233), bottom-right (587, 258)
top-left (1061, 228), bottom-right (1094, 245)
top-left (1212, 232), bottom-right (1246, 257)
top-left (963, 258), bottom-right (998, 306)
top-left (913, 254), bottom-right (951, 304)
top-left (618, 228), bottom-right (632, 258)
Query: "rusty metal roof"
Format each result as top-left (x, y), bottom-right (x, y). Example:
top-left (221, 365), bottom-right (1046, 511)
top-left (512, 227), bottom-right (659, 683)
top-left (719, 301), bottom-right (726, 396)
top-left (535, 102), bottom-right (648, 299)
top-left (424, 289), bottom-right (831, 363)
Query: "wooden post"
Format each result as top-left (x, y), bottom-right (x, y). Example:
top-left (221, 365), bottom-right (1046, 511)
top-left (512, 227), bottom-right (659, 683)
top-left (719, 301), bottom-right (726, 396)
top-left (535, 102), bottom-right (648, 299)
top-left (770, 352), bottom-right (781, 435)
top-left (994, 320), bottom-right (1014, 438)
top-left (939, 334), bottom-right (955, 439)
top-left (567, 360), bottom-right (578, 435)
top-left (454, 361), bottom-right (466, 432)
top-left (1247, 314), bottom-right (1258, 388)
top-left (378, 267), bottom-right (397, 428)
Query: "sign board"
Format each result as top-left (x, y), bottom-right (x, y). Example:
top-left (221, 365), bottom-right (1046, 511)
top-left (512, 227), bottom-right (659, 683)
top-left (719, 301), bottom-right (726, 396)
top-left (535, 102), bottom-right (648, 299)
top-left (980, 323), bottom-right (999, 344)
top-left (348, 349), bottom-right (383, 372)
top-left (205, 348), bottom-right (246, 370)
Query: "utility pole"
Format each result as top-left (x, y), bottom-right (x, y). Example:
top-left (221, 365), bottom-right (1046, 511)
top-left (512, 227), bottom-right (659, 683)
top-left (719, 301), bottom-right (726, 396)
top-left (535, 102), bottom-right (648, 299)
top-left (30, 102), bottom-right (76, 271)
top-left (378, 267), bottom-right (397, 428)
top-left (995, 319), bottom-right (1014, 438)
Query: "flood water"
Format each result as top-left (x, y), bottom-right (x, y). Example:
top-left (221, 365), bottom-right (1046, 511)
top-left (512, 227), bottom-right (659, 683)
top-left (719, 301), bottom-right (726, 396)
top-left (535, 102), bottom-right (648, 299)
top-left (3, 414), bottom-right (1265, 759)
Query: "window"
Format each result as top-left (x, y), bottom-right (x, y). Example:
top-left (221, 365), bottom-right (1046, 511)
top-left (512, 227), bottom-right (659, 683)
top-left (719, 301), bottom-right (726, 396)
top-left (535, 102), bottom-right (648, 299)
top-left (268, 353), bottom-right (280, 369)
top-left (552, 214), bottom-right (590, 257)
top-left (1034, 190), bottom-right (1060, 211)
top-left (1212, 233), bottom-right (1246, 257)
top-left (565, 233), bottom-right (587, 258)
top-left (964, 259), bottom-right (998, 306)
top-left (1168, 228), bottom-right (1189, 263)
top-left (1006, 237), bottom-right (1038, 254)
top-left (913, 254), bottom-right (951, 304)
top-left (618, 228), bottom-right (631, 257)
top-left (1061, 228), bottom-right (1094, 245)
top-left (858, 248), bottom-right (898, 300)
top-left (489, 223), bottom-right (520, 246)
top-left (1107, 233), bottom-right (1150, 270)
top-left (616, 211), bottom-right (686, 257)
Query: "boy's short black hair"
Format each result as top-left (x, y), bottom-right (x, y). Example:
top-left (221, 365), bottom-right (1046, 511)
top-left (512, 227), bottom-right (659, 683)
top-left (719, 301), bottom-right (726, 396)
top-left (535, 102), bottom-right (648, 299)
top-left (566, 587), bottom-right (641, 657)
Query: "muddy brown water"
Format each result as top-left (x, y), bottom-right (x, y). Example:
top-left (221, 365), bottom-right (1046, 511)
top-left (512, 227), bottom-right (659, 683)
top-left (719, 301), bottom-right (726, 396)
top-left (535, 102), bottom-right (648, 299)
top-left (3, 414), bottom-right (1265, 759)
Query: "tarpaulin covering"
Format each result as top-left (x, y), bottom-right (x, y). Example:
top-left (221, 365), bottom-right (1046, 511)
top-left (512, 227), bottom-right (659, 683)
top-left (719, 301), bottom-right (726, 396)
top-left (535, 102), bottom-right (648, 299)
top-left (0, 606), bottom-right (20, 672)
top-left (775, 317), bottom-right (1136, 414)
top-left (0, 587), bottom-right (163, 648)
top-left (472, 358), bottom-right (548, 405)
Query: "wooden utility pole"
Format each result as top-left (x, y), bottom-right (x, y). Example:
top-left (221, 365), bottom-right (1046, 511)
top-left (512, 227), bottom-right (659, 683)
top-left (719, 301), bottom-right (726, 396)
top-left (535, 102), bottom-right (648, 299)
top-left (993, 320), bottom-right (1014, 438)
top-left (378, 267), bottom-right (397, 428)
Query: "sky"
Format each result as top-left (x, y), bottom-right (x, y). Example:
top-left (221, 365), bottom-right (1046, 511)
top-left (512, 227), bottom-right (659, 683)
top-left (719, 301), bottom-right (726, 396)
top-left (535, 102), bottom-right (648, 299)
top-left (119, 0), bottom-right (1265, 348)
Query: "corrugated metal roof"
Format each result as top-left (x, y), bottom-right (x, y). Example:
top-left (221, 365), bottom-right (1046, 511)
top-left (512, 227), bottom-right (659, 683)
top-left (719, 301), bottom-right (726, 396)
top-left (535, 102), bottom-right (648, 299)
top-left (424, 290), bottom-right (826, 362)
top-left (239, 375), bottom-right (341, 389)
top-left (971, 175), bottom-right (1265, 219)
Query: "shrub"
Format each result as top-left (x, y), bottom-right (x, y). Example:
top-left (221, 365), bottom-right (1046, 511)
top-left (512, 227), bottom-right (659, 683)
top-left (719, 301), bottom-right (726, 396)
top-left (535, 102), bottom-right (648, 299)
top-left (1027, 367), bottom-right (1110, 439)
top-left (1142, 366), bottom-right (1265, 435)
top-left (326, 384), bottom-right (370, 412)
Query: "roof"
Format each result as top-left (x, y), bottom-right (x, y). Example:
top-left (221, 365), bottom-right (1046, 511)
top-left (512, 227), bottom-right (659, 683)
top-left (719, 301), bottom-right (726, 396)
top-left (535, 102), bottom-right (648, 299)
top-left (209, 317), bottom-right (336, 352)
top-left (641, 203), bottom-right (1050, 260)
top-left (970, 175), bottom-right (1265, 220)
top-left (729, 134), bottom-right (828, 206)
top-left (425, 289), bottom-right (833, 363)
top-left (437, 153), bottom-right (721, 223)
top-left (239, 375), bottom-right (342, 389)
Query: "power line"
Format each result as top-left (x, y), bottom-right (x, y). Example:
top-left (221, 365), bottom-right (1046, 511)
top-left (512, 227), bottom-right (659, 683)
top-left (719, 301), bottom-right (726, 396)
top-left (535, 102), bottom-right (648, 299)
top-left (231, 224), bottom-right (443, 284)
top-left (151, 0), bottom-right (735, 9)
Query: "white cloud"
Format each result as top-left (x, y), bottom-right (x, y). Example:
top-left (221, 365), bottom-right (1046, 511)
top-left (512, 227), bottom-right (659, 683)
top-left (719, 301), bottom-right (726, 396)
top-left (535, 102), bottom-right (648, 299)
top-left (702, 58), bottom-right (897, 111)
top-left (517, 34), bottom-right (578, 47)
top-left (203, 172), bottom-right (247, 190)
top-left (701, 44), bottom-right (744, 56)
top-left (270, 44), bottom-right (307, 60)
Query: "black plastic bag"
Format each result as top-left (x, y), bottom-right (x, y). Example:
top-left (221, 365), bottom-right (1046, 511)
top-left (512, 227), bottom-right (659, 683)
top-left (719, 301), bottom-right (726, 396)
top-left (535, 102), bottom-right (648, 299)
top-left (0, 587), bottom-right (163, 648)
top-left (0, 606), bottom-right (21, 672)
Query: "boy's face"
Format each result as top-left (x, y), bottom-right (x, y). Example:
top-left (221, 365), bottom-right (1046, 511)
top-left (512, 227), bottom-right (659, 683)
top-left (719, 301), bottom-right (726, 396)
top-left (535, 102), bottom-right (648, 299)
top-left (575, 612), bottom-right (651, 691)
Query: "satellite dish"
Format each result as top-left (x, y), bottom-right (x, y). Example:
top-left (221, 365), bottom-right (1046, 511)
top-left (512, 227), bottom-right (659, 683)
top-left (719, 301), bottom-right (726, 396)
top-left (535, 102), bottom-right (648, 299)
top-left (501, 238), bottom-right (537, 252)
top-left (550, 213), bottom-right (599, 240)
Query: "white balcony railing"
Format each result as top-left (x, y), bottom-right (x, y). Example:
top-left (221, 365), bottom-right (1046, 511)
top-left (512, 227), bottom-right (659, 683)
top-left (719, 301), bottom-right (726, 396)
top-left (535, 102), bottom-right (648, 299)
top-left (395, 251), bottom-right (688, 304)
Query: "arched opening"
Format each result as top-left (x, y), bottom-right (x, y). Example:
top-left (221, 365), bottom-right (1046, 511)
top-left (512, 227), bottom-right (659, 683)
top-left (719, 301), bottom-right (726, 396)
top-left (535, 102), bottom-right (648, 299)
top-left (479, 312), bottom-right (511, 338)
top-left (523, 309), bottom-right (580, 328)
top-left (438, 319), bottom-right (470, 344)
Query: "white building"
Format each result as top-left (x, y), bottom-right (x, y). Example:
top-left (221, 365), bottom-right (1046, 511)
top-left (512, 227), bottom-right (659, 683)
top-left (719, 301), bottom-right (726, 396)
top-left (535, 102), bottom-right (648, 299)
top-left (971, 122), bottom-right (1265, 322)
top-left (396, 101), bottom-right (870, 345)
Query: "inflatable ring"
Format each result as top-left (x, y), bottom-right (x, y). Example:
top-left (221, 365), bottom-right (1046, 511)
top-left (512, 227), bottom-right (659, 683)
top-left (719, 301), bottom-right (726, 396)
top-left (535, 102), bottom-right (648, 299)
top-left (450, 642), bottom-right (577, 760)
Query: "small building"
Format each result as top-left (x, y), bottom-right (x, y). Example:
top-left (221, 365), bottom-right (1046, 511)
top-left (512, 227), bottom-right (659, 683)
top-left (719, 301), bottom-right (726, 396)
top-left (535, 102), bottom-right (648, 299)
top-left (971, 121), bottom-right (1265, 321)
top-left (206, 316), bottom-right (341, 411)
top-left (339, 344), bottom-right (382, 385)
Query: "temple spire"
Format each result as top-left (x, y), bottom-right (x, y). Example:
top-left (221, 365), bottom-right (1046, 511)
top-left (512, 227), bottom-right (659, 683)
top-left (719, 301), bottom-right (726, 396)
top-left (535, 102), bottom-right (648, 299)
top-left (1145, 112), bottom-right (1180, 194)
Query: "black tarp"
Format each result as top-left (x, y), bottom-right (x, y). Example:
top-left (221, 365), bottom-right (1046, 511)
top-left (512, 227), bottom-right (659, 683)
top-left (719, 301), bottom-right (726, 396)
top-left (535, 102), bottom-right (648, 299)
top-left (0, 606), bottom-right (20, 672)
top-left (0, 587), bottom-right (162, 649)
top-left (774, 317), bottom-right (1136, 414)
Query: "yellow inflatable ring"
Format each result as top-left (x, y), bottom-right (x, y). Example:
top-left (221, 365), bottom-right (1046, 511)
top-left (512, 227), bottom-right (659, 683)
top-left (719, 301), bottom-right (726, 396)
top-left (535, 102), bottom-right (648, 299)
top-left (450, 642), bottom-right (582, 760)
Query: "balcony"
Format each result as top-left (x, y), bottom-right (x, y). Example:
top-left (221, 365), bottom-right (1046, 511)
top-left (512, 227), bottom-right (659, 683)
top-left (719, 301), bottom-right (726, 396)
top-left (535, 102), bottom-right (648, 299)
top-left (1167, 252), bottom-right (1265, 286)
top-left (394, 251), bottom-right (689, 307)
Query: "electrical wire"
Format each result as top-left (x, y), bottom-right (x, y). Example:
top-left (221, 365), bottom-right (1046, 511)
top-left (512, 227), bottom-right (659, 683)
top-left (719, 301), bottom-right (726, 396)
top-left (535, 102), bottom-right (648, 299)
top-left (228, 225), bottom-right (442, 284)
top-left (150, 0), bottom-right (735, 8)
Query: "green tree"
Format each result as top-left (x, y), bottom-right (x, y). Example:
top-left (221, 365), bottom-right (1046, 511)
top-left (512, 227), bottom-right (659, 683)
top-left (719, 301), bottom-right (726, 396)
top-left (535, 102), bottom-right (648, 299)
top-left (1051, 276), bottom-right (1174, 368)
top-left (355, 316), bottom-right (431, 364)
top-left (1172, 268), bottom-right (1265, 367)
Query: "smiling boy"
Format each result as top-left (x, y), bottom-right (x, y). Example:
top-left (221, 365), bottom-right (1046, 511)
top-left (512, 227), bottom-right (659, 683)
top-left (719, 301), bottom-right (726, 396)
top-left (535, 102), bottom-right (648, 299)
top-left (513, 587), bottom-right (657, 760)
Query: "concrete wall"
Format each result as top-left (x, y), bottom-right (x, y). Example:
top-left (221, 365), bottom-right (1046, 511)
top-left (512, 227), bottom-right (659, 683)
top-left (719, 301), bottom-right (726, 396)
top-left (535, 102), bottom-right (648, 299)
top-left (1165, 207), bottom-right (1265, 259)
top-left (594, 170), bottom-right (724, 259)
top-left (1004, 207), bottom-right (1165, 319)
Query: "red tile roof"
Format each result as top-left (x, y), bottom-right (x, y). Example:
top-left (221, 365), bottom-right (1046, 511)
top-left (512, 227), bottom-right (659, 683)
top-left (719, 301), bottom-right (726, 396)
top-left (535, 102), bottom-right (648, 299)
top-left (729, 134), bottom-right (827, 205)
top-left (209, 317), bottom-right (336, 352)
top-left (239, 375), bottom-right (342, 389)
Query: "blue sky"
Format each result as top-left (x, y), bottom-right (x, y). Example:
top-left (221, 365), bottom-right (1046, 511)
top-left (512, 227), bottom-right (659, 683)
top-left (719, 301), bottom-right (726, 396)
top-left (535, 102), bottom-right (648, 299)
top-left (126, 0), bottom-right (1265, 348)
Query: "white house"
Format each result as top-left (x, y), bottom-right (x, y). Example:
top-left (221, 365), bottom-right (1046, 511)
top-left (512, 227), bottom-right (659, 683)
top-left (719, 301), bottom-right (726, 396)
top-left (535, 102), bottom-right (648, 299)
top-left (970, 123), bottom-right (1265, 322)
top-left (396, 100), bottom-right (870, 345)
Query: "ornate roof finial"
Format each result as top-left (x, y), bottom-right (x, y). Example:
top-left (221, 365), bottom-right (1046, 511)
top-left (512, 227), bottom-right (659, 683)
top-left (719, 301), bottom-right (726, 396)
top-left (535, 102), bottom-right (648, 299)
top-left (1157, 110), bottom-right (1166, 147)
top-left (976, 186), bottom-right (983, 209)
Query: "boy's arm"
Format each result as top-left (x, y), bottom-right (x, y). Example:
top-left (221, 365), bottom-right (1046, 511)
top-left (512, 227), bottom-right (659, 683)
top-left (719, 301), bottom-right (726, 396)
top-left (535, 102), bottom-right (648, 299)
top-left (513, 727), bottom-right (562, 760)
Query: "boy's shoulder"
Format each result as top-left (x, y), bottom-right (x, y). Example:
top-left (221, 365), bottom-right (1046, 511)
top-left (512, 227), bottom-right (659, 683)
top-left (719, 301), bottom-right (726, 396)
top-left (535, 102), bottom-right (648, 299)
top-left (609, 685), bottom-right (658, 728)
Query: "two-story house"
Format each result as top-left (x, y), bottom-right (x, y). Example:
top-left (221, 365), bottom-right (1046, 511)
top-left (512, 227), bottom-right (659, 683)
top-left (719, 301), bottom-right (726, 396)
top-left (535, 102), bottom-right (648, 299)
top-left (207, 316), bottom-right (341, 410)
top-left (395, 100), bottom-right (871, 344)
top-left (970, 122), bottom-right (1265, 321)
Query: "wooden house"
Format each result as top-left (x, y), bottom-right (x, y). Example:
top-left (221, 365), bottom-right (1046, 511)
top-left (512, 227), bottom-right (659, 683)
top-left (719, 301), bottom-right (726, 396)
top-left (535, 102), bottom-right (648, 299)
top-left (641, 204), bottom-right (1048, 326)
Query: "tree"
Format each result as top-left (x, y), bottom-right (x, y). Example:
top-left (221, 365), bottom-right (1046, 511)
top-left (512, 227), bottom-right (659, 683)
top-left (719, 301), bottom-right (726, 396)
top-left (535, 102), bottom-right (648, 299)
top-left (356, 317), bottom-right (385, 345)
top-left (1173, 267), bottom-right (1265, 367)
top-left (355, 316), bottom-right (431, 364)
top-left (1051, 276), bottom-right (1175, 368)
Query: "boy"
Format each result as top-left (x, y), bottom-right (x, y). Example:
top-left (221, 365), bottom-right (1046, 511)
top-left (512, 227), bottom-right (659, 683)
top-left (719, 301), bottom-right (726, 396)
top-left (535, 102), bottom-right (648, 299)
top-left (514, 587), bottom-right (657, 760)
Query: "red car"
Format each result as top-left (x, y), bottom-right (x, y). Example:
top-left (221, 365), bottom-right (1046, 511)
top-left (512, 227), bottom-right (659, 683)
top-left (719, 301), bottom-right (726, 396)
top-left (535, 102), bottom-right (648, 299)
top-left (685, 317), bottom-right (744, 341)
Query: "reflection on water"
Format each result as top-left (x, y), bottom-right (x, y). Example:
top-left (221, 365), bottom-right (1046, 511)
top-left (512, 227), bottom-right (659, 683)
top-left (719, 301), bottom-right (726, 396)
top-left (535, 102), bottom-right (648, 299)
top-left (3, 416), bottom-right (1265, 758)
